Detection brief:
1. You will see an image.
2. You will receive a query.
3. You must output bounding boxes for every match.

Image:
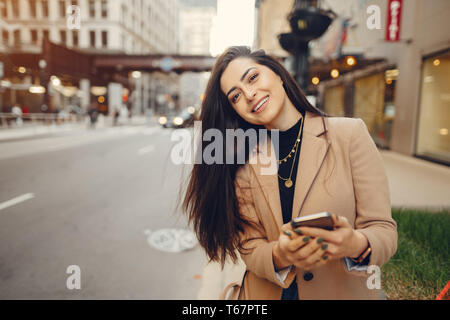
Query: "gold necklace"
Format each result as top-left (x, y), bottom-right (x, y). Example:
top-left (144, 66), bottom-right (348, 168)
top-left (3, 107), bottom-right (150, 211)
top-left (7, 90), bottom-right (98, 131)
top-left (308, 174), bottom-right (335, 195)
top-left (278, 117), bottom-right (303, 188)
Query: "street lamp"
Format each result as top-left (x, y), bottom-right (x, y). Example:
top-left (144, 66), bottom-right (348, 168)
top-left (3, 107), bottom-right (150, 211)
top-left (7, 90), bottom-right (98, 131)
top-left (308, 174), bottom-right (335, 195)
top-left (278, 0), bottom-right (336, 90)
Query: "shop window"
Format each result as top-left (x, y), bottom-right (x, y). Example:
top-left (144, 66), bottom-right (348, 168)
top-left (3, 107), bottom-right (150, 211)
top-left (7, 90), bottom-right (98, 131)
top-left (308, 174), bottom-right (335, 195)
top-left (353, 73), bottom-right (388, 147)
top-left (323, 85), bottom-right (345, 117)
top-left (416, 51), bottom-right (450, 164)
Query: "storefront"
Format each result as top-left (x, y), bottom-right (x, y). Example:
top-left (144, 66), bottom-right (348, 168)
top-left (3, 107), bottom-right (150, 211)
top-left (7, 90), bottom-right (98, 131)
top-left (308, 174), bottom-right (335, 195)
top-left (415, 50), bottom-right (450, 165)
top-left (320, 62), bottom-right (397, 149)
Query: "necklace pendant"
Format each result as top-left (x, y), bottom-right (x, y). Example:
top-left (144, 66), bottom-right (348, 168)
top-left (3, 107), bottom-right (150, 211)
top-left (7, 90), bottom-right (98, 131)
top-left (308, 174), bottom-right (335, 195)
top-left (284, 179), bottom-right (293, 188)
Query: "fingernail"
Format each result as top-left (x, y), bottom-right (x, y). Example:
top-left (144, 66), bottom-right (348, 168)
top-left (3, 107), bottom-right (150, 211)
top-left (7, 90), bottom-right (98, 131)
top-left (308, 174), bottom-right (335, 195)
top-left (316, 237), bottom-right (324, 244)
top-left (321, 244), bottom-right (328, 250)
top-left (283, 230), bottom-right (292, 237)
top-left (303, 236), bottom-right (310, 242)
top-left (294, 228), bottom-right (303, 235)
top-left (323, 255), bottom-right (328, 260)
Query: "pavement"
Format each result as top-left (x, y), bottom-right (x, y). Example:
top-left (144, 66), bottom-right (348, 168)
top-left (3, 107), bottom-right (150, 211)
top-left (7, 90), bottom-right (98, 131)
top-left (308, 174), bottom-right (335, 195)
top-left (1, 121), bottom-right (449, 299)
top-left (0, 115), bottom-right (150, 142)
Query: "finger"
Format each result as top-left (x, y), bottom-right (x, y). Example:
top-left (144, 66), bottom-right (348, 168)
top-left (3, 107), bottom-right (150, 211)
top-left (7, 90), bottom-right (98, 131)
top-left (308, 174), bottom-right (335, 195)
top-left (292, 237), bottom-right (322, 260)
top-left (286, 234), bottom-right (316, 252)
top-left (305, 255), bottom-right (329, 270)
top-left (294, 226), bottom-right (333, 243)
top-left (281, 224), bottom-right (303, 240)
top-left (304, 241), bottom-right (329, 266)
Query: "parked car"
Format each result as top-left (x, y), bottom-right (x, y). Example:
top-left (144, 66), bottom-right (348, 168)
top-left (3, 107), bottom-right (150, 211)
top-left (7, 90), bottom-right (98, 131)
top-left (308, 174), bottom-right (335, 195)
top-left (158, 107), bottom-right (196, 128)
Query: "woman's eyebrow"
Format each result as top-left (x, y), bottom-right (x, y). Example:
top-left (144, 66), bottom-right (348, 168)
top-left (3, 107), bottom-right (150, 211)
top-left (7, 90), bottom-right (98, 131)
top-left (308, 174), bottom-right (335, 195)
top-left (226, 67), bottom-right (256, 97)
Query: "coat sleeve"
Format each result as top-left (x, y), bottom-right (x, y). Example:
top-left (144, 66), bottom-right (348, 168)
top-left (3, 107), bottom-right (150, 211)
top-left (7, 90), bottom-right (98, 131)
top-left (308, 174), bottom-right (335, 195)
top-left (348, 118), bottom-right (398, 271)
top-left (234, 165), bottom-right (296, 288)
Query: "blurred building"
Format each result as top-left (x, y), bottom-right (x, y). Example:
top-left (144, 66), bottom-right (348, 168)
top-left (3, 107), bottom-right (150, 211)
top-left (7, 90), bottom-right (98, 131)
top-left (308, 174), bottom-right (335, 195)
top-left (255, 0), bottom-right (450, 165)
top-left (177, 0), bottom-right (216, 112)
top-left (0, 0), bottom-right (178, 54)
top-left (178, 0), bottom-right (216, 55)
top-left (0, 0), bottom-right (180, 118)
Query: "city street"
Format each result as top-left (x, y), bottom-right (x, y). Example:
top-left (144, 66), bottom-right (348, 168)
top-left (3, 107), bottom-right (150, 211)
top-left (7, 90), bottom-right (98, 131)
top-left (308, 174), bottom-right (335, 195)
top-left (0, 123), bottom-right (206, 299)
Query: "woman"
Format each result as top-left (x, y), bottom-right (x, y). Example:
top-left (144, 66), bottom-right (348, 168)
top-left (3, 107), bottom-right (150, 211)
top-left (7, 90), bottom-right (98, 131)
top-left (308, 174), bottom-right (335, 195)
top-left (182, 46), bottom-right (397, 300)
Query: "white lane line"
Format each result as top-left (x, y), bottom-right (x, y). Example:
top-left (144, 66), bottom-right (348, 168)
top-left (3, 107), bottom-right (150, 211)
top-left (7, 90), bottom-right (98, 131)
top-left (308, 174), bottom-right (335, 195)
top-left (138, 145), bottom-right (155, 155)
top-left (0, 193), bottom-right (35, 211)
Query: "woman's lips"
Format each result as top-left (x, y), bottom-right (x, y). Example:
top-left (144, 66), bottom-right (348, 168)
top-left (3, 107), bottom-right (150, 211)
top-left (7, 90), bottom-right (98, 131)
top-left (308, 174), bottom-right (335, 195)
top-left (252, 96), bottom-right (269, 114)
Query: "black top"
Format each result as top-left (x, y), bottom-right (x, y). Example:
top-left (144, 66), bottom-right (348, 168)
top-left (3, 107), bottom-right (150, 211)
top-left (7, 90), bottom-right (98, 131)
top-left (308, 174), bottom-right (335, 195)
top-left (270, 110), bottom-right (305, 300)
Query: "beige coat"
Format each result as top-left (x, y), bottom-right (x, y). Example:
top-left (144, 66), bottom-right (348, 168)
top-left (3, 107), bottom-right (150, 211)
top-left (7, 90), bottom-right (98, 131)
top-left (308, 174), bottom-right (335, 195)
top-left (234, 111), bottom-right (397, 300)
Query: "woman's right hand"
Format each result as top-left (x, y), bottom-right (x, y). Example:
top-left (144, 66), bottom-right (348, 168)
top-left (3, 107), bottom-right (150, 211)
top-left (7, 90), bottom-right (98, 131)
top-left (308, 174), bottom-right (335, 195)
top-left (273, 223), bottom-right (329, 271)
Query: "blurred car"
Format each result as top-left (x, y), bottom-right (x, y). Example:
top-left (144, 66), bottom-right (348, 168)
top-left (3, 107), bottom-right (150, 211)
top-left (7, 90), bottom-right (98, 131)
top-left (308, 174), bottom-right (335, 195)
top-left (158, 107), bottom-right (197, 128)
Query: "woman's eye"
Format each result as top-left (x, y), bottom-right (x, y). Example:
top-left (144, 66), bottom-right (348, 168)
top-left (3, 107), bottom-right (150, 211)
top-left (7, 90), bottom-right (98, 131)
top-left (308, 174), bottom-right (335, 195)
top-left (249, 73), bottom-right (258, 82)
top-left (231, 92), bottom-right (240, 103)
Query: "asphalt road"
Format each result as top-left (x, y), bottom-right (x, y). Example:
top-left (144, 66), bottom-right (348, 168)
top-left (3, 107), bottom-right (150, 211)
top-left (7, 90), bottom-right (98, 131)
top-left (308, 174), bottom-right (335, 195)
top-left (0, 124), bottom-right (206, 299)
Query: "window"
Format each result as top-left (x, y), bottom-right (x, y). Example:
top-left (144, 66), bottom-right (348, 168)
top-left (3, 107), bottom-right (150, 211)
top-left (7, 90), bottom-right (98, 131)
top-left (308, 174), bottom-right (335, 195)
top-left (29, 0), bottom-right (37, 17)
top-left (353, 73), bottom-right (386, 136)
top-left (43, 29), bottom-right (49, 41)
top-left (60, 0), bottom-right (66, 18)
top-left (2, 30), bottom-right (9, 45)
top-left (13, 30), bottom-right (20, 46)
top-left (42, 0), bottom-right (49, 17)
top-left (323, 85), bottom-right (345, 117)
top-left (60, 30), bottom-right (66, 45)
top-left (90, 30), bottom-right (96, 47)
top-left (101, 31), bottom-right (107, 47)
top-left (12, 0), bottom-right (19, 17)
top-left (89, 0), bottom-right (95, 18)
top-left (101, 0), bottom-right (107, 18)
top-left (31, 29), bottom-right (38, 44)
top-left (0, 0), bottom-right (7, 18)
top-left (416, 51), bottom-right (450, 164)
top-left (72, 30), bottom-right (78, 47)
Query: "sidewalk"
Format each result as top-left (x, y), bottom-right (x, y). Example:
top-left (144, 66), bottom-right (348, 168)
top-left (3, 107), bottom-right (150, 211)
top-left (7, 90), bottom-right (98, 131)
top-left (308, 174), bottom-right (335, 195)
top-left (197, 149), bottom-right (450, 299)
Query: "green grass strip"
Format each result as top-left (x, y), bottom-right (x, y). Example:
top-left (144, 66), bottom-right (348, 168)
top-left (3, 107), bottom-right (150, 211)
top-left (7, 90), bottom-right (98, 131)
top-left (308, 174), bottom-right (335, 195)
top-left (381, 208), bottom-right (450, 300)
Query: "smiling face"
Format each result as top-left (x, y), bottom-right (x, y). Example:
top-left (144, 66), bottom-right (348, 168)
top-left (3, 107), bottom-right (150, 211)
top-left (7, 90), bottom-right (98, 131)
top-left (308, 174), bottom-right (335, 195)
top-left (220, 57), bottom-right (288, 128)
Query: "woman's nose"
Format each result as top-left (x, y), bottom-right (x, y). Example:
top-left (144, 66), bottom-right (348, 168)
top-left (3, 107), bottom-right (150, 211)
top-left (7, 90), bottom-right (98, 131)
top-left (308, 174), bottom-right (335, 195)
top-left (244, 88), bottom-right (256, 100)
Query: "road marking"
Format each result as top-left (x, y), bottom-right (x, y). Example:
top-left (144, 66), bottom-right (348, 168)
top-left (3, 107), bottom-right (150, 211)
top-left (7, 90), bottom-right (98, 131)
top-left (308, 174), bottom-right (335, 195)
top-left (0, 193), bottom-right (35, 211)
top-left (138, 145), bottom-right (155, 155)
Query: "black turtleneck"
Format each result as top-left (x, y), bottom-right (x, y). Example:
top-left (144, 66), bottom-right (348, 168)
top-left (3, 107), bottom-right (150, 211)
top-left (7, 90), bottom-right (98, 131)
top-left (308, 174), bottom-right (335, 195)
top-left (270, 110), bottom-right (305, 300)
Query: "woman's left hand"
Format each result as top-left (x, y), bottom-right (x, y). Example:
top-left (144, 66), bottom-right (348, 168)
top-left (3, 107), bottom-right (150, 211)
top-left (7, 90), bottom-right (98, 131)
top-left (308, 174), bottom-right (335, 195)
top-left (295, 214), bottom-right (369, 261)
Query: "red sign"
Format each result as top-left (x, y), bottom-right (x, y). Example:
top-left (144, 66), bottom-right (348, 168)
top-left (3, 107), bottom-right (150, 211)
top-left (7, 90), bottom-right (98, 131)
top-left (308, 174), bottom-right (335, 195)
top-left (386, 0), bottom-right (402, 42)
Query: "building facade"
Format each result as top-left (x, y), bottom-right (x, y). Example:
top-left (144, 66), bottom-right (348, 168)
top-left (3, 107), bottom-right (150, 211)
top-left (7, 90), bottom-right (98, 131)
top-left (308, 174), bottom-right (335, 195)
top-left (0, 0), bottom-right (178, 54)
top-left (255, 0), bottom-right (450, 165)
top-left (0, 0), bottom-right (180, 118)
top-left (178, 1), bottom-right (215, 55)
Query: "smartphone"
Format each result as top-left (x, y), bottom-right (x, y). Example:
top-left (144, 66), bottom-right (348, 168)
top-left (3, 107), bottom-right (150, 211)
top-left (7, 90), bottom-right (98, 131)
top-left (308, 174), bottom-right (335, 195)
top-left (291, 212), bottom-right (334, 230)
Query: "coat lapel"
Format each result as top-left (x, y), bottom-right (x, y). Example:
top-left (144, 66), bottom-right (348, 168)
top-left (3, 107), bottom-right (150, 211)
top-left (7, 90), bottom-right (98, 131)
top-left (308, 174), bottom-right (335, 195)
top-left (291, 113), bottom-right (330, 220)
top-left (249, 111), bottom-right (330, 228)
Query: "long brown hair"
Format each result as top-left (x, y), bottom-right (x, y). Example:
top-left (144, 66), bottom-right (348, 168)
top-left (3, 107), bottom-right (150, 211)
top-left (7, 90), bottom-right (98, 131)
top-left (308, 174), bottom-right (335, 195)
top-left (181, 46), bottom-right (325, 268)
